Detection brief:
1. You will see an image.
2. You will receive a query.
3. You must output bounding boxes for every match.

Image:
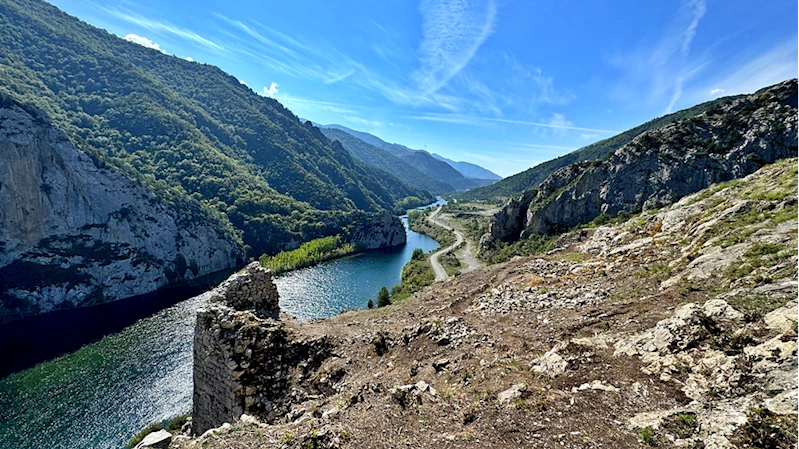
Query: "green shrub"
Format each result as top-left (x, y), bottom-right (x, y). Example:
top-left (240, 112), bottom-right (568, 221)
top-left (638, 426), bottom-right (656, 446)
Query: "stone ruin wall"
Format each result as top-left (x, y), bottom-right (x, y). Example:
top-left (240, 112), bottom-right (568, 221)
top-left (192, 262), bottom-right (328, 435)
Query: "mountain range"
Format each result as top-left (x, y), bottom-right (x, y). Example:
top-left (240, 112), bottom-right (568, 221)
top-left (319, 124), bottom-right (500, 192)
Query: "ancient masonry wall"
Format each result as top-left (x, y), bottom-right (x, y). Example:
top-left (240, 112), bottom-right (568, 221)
top-left (192, 262), bottom-right (328, 435)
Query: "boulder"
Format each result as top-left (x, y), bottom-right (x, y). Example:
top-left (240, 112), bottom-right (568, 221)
top-left (497, 383), bottom-right (526, 405)
top-left (135, 430), bottom-right (172, 449)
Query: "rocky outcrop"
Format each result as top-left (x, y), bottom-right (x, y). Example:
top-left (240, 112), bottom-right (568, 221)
top-left (617, 298), bottom-right (797, 448)
top-left (486, 79), bottom-right (798, 245)
top-left (0, 103), bottom-right (244, 322)
top-left (346, 210), bottom-right (407, 249)
top-left (192, 263), bottom-right (330, 435)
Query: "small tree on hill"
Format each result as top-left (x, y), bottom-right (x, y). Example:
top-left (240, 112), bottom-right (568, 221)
top-left (367, 299), bottom-right (374, 309)
top-left (412, 248), bottom-right (424, 261)
top-left (377, 286), bottom-right (391, 307)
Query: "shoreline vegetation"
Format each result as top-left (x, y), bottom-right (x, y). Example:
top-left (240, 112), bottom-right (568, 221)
top-left (376, 248), bottom-right (437, 306)
top-left (393, 196), bottom-right (431, 215)
top-left (407, 209), bottom-right (457, 247)
top-left (259, 235), bottom-right (360, 275)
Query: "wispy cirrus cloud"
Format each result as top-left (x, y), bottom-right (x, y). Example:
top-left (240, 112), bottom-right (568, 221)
top-left (699, 38), bottom-right (798, 98)
top-left (484, 117), bottom-right (617, 134)
top-left (660, 0), bottom-right (707, 112)
top-left (124, 34), bottom-right (164, 52)
top-left (405, 112), bottom-right (617, 134)
top-left (608, 0), bottom-right (707, 113)
top-left (103, 7), bottom-right (226, 53)
top-left (413, 0), bottom-right (497, 96)
top-left (324, 70), bottom-right (356, 84)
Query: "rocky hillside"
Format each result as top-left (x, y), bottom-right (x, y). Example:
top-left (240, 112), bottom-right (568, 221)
top-left (487, 80), bottom-right (797, 245)
top-left (154, 159), bottom-right (796, 449)
top-left (0, 102), bottom-right (244, 322)
top-left (456, 90), bottom-right (747, 202)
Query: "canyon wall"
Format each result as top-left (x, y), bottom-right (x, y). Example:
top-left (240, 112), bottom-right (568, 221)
top-left (0, 103), bottom-right (244, 322)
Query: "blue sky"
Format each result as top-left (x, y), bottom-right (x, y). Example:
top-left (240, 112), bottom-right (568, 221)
top-left (53, 0), bottom-right (797, 177)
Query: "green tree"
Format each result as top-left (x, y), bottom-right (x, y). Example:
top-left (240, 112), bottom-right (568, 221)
top-left (367, 299), bottom-right (374, 309)
top-left (377, 286), bottom-right (391, 308)
top-left (411, 248), bottom-right (425, 260)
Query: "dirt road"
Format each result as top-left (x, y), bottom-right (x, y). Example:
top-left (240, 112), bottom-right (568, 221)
top-left (427, 207), bottom-right (481, 281)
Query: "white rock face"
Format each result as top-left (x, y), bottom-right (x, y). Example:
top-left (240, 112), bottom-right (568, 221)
top-left (0, 104), bottom-right (244, 321)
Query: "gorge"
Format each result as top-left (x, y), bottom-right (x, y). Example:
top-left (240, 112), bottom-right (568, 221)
top-left (0, 214), bottom-right (439, 449)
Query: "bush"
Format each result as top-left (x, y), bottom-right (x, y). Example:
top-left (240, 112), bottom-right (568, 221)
top-left (367, 299), bottom-right (374, 309)
top-left (411, 248), bottom-right (425, 260)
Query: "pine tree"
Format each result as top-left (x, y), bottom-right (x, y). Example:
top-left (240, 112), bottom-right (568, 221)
top-left (367, 299), bottom-right (374, 309)
top-left (377, 286), bottom-right (391, 307)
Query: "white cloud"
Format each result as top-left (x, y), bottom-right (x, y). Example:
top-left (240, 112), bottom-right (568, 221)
top-left (547, 113), bottom-right (573, 137)
top-left (608, 0), bottom-right (707, 113)
top-left (185, 56), bottom-right (194, 62)
top-left (665, 0), bottom-right (706, 112)
top-left (406, 113), bottom-right (617, 134)
top-left (709, 88), bottom-right (725, 96)
top-left (666, 75), bottom-right (685, 113)
top-left (239, 79), bottom-right (249, 87)
top-left (124, 34), bottom-right (164, 53)
top-left (580, 133), bottom-right (601, 140)
top-left (343, 116), bottom-right (383, 128)
top-left (262, 82), bottom-right (279, 97)
top-left (413, 0), bottom-right (497, 96)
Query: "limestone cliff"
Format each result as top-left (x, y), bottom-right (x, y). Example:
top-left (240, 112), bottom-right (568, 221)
top-left (486, 79), bottom-right (798, 245)
top-left (0, 103), bottom-right (245, 322)
top-left (346, 210), bottom-right (407, 249)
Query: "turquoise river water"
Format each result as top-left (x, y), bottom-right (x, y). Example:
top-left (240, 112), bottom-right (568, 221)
top-left (0, 208), bottom-right (441, 449)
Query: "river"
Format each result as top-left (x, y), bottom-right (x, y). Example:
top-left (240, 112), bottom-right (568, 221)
top-left (0, 208), bottom-right (441, 449)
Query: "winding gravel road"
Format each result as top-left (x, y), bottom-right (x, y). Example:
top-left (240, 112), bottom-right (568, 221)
top-left (427, 206), bottom-right (481, 281)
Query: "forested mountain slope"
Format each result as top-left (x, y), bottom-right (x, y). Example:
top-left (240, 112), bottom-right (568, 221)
top-left (321, 124), bottom-right (486, 191)
top-left (431, 153), bottom-right (501, 181)
top-left (0, 0), bottom-right (427, 258)
top-left (320, 127), bottom-right (452, 194)
top-left (458, 91), bottom-right (749, 202)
